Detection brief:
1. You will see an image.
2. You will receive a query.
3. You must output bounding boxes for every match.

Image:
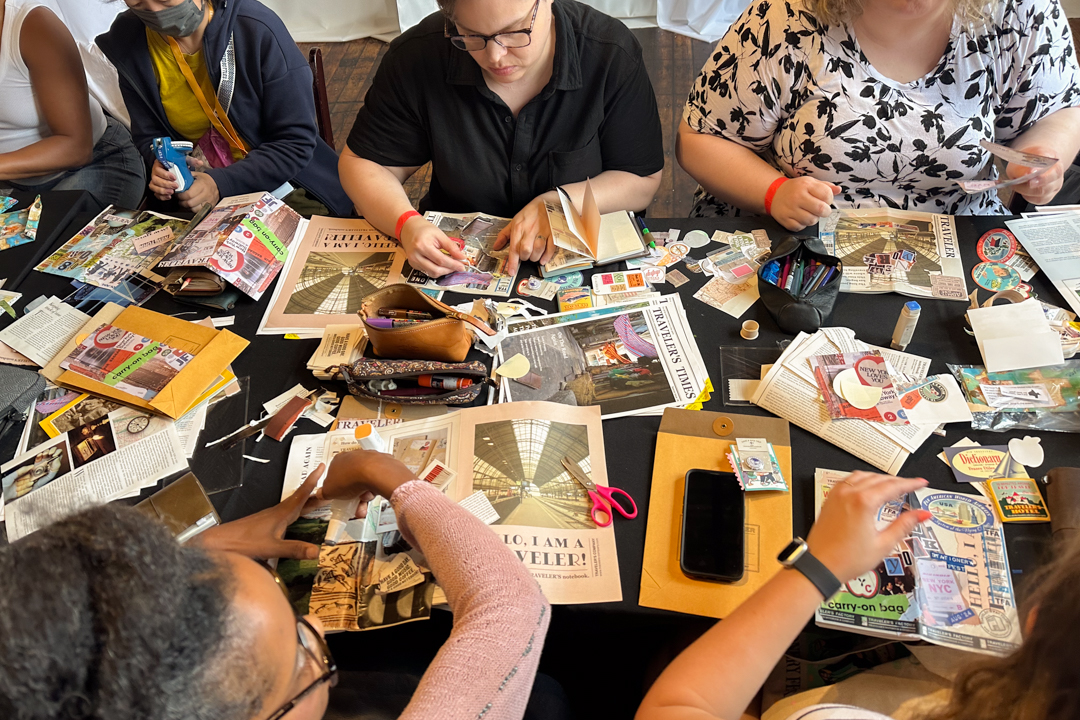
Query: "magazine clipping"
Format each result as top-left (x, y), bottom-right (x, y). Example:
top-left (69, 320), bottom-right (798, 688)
top-left (403, 212), bottom-right (517, 297)
top-left (819, 209), bottom-right (965, 299)
top-left (498, 295), bottom-right (709, 418)
top-left (259, 216), bottom-right (408, 335)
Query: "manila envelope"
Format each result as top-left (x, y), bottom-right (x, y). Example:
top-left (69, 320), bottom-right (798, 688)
top-left (43, 303), bottom-right (248, 419)
top-left (639, 408), bottom-right (792, 618)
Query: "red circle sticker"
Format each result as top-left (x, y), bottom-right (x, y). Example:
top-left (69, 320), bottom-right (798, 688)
top-left (211, 246), bottom-right (244, 273)
top-left (93, 326), bottom-right (126, 349)
top-left (977, 229), bottom-right (1017, 264)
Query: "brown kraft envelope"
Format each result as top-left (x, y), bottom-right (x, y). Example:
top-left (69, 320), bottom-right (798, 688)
top-left (42, 303), bottom-right (248, 419)
top-left (639, 408), bottom-right (792, 618)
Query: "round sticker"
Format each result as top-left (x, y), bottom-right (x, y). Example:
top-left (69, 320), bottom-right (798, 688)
top-left (977, 229), bottom-right (1018, 263)
top-left (971, 261), bottom-right (1020, 292)
top-left (93, 326), bottom-right (126, 349)
top-left (211, 245), bottom-right (244, 273)
top-left (666, 242), bottom-right (690, 258)
top-left (516, 279), bottom-right (534, 296)
top-left (921, 492), bottom-right (993, 534)
top-left (918, 381), bottom-right (948, 403)
top-left (549, 271), bottom-right (584, 288)
top-left (682, 229), bottom-right (711, 248)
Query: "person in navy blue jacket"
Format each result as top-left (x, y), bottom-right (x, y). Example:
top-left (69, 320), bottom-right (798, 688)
top-left (97, 0), bottom-right (351, 216)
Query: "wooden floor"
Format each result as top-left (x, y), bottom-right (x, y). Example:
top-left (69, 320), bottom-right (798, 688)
top-left (300, 19), bottom-right (1080, 218)
top-left (298, 27), bottom-right (713, 218)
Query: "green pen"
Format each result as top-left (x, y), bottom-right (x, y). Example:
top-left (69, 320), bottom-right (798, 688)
top-left (635, 215), bottom-right (655, 248)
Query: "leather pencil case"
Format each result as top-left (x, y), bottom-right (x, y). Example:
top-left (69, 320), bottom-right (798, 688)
top-left (360, 284), bottom-right (496, 362)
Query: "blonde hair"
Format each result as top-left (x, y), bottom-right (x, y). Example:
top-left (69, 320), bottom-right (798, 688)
top-left (806, 0), bottom-right (990, 27)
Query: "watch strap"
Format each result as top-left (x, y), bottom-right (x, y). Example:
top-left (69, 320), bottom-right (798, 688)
top-left (792, 550), bottom-right (842, 600)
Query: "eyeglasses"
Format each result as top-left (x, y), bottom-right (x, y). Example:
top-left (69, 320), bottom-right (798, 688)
top-left (259, 562), bottom-right (339, 720)
top-left (445, 0), bottom-right (540, 51)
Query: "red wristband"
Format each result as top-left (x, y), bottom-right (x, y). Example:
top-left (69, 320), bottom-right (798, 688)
top-left (394, 210), bottom-right (421, 240)
top-left (763, 177), bottom-right (789, 215)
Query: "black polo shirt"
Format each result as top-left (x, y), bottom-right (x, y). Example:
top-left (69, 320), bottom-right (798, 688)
top-left (347, 0), bottom-right (664, 217)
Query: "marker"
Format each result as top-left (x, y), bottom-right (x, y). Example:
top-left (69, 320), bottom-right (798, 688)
top-left (366, 317), bottom-right (425, 329)
top-left (779, 257), bottom-right (793, 289)
top-left (635, 215), bottom-right (656, 248)
top-left (378, 308), bottom-right (434, 320)
top-left (803, 264), bottom-right (827, 296)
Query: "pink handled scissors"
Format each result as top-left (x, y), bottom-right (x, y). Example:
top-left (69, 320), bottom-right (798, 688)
top-left (561, 456), bottom-right (638, 528)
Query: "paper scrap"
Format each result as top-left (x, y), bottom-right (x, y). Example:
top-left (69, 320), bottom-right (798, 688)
top-left (495, 353), bottom-right (531, 379)
top-left (727, 378), bottom-right (760, 402)
top-left (377, 552), bottom-right (425, 595)
top-left (666, 269), bottom-right (689, 287)
top-left (459, 490), bottom-right (500, 525)
top-left (0, 297), bottom-right (90, 367)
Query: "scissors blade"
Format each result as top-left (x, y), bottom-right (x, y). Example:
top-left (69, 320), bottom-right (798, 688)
top-left (561, 456), bottom-right (595, 491)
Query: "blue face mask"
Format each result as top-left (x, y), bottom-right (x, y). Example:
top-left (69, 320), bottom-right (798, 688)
top-left (131, 0), bottom-right (206, 38)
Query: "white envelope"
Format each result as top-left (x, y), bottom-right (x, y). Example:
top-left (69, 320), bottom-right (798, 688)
top-left (967, 299), bottom-right (1064, 373)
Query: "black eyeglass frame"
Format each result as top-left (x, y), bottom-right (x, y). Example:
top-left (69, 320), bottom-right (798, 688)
top-left (259, 563), bottom-right (339, 720)
top-left (444, 0), bottom-right (541, 52)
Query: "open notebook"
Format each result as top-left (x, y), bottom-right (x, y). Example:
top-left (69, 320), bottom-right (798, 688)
top-left (541, 180), bottom-right (648, 277)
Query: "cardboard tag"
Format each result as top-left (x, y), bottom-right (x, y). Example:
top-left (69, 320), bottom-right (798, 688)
top-left (931, 274), bottom-right (967, 300)
top-left (132, 227), bottom-right (174, 254)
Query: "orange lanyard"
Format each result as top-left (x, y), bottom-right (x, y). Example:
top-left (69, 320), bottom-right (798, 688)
top-left (165, 28), bottom-right (248, 157)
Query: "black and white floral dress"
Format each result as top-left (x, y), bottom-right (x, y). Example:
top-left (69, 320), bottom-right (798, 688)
top-left (684, 0), bottom-right (1080, 217)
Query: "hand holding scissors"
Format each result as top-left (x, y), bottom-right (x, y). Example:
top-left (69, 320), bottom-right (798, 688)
top-left (562, 456), bottom-right (637, 528)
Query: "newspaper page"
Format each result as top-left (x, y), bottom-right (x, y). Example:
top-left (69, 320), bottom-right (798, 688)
top-left (813, 469), bottom-right (922, 640)
top-left (753, 359), bottom-right (909, 473)
top-left (259, 216), bottom-right (407, 335)
top-left (820, 209), bottom-right (965, 299)
top-left (0, 297), bottom-right (90, 367)
top-left (404, 211), bottom-right (516, 297)
top-left (1005, 211), bottom-right (1080, 317)
top-left (908, 488), bottom-right (1021, 655)
top-left (2, 406), bottom-right (186, 541)
top-left (499, 295), bottom-right (709, 418)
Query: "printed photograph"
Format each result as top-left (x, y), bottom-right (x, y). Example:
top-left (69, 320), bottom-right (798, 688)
top-left (472, 419), bottom-right (594, 530)
top-left (501, 310), bottom-right (676, 416)
top-left (109, 407), bottom-right (172, 450)
top-left (1, 435), bottom-right (72, 503)
top-left (831, 214), bottom-right (941, 291)
top-left (68, 416), bottom-right (117, 469)
top-left (284, 252), bottom-right (397, 315)
top-left (43, 394), bottom-right (121, 437)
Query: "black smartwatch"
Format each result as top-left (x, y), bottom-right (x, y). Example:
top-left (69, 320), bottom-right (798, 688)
top-left (777, 538), bottom-right (842, 600)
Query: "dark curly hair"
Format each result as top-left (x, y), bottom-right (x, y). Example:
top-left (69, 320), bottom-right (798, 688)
top-left (0, 505), bottom-right (269, 720)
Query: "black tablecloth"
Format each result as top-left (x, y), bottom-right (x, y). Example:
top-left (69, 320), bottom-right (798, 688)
top-left (7, 210), bottom-right (1060, 608)
top-left (5, 207), bottom-right (1068, 717)
top-left (2, 191), bottom-right (95, 290)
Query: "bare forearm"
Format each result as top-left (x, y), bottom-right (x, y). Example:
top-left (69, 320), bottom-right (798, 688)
top-left (0, 135), bottom-right (94, 180)
top-left (676, 123), bottom-right (782, 214)
top-left (636, 569), bottom-right (823, 720)
top-left (558, 169), bottom-right (662, 215)
top-left (338, 149), bottom-right (419, 236)
top-left (1009, 106), bottom-right (1080, 167)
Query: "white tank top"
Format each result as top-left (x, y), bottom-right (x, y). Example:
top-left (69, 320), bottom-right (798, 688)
top-left (0, 0), bottom-right (107, 157)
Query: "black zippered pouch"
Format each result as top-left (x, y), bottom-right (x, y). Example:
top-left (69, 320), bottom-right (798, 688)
top-left (0, 366), bottom-right (45, 442)
top-left (758, 235), bottom-right (843, 334)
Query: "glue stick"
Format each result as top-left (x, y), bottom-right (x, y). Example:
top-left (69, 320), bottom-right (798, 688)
top-left (326, 425), bottom-right (387, 545)
top-left (890, 301), bottom-right (921, 351)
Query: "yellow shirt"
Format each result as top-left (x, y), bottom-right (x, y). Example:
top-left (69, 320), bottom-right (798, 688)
top-left (145, 28), bottom-right (244, 160)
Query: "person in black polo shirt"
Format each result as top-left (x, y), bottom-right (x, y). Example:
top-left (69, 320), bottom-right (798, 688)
top-left (339, 0), bottom-right (664, 277)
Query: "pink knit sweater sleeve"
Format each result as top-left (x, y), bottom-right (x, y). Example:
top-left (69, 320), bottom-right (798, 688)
top-left (389, 480), bottom-right (551, 720)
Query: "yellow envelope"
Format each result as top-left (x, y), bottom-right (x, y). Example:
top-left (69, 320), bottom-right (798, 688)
top-left (45, 304), bottom-right (248, 419)
top-left (639, 408), bottom-right (792, 618)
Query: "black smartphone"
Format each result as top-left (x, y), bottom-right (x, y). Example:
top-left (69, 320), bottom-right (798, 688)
top-left (679, 469), bottom-right (745, 583)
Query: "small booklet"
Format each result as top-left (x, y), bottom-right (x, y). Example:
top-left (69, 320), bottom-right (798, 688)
top-left (813, 469), bottom-right (1022, 656)
top-left (541, 180), bottom-right (648, 277)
